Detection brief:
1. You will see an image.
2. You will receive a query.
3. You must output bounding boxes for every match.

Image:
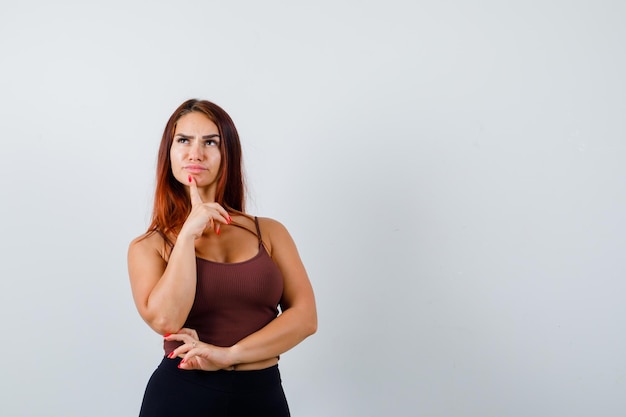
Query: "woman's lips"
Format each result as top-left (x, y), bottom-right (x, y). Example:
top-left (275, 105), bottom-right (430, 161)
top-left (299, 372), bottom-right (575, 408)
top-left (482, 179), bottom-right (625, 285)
top-left (184, 165), bottom-right (207, 173)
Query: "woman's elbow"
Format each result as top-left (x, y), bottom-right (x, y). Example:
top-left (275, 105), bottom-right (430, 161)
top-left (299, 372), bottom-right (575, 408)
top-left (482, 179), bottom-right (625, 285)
top-left (143, 313), bottom-right (183, 335)
top-left (283, 303), bottom-right (317, 337)
top-left (304, 308), bottom-right (318, 337)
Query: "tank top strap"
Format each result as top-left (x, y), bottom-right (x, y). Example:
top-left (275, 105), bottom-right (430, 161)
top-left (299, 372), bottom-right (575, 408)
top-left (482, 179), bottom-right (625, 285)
top-left (254, 216), bottom-right (263, 244)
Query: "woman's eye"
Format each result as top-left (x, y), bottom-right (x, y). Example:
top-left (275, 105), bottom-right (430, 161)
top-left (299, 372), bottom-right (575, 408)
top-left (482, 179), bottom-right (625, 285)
top-left (176, 137), bottom-right (189, 144)
top-left (205, 140), bottom-right (219, 146)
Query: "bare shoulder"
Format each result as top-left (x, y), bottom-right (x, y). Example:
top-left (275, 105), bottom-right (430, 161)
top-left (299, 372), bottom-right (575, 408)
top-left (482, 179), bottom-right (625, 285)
top-left (128, 231), bottom-right (168, 262)
top-left (257, 216), bottom-right (290, 237)
top-left (256, 217), bottom-right (295, 256)
top-left (257, 216), bottom-right (286, 230)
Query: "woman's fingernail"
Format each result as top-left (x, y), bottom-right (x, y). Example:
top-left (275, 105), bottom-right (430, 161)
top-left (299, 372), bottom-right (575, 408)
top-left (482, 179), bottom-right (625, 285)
top-left (188, 175), bottom-right (192, 183)
top-left (180, 359), bottom-right (186, 364)
top-left (216, 226), bottom-right (221, 236)
top-left (167, 352), bottom-right (174, 359)
top-left (163, 333), bottom-right (171, 338)
top-left (228, 216), bottom-right (232, 224)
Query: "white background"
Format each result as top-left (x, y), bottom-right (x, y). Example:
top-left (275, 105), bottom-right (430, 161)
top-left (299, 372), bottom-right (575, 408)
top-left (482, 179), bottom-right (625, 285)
top-left (1, 1), bottom-right (625, 416)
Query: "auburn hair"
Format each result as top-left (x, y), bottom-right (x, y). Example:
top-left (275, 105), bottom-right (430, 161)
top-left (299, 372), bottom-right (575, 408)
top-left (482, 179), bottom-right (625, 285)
top-left (146, 99), bottom-right (245, 241)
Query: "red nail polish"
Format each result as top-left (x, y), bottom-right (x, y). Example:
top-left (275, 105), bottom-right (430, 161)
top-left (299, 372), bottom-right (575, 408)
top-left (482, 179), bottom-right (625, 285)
top-left (163, 333), bottom-right (171, 338)
top-left (167, 352), bottom-right (174, 359)
top-left (216, 227), bottom-right (221, 236)
top-left (188, 175), bottom-right (192, 183)
top-left (181, 359), bottom-right (186, 364)
top-left (228, 216), bottom-right (232, 224)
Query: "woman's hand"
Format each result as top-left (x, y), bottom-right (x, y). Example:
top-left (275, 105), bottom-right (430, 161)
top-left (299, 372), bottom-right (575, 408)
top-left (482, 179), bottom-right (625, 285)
top-left (179, 176), bottom-right (231, 240)
top-left (164, 328), bottom-right (235, 371)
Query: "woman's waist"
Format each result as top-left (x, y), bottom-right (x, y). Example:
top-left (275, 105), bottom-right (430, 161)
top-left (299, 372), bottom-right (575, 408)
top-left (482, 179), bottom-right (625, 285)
top-left (231, 357), bottom-right (279, 371)
top-left (162, 355), bottom-right (279, 372)
top-left (174, 317), bottom-right (275, 351)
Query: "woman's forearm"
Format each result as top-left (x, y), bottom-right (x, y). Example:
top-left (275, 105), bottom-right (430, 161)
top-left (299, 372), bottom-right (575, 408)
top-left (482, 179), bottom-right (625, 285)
top-left (144, 235), bottom-right (197, 333)
top-left (229, 305), bottom-right (317, 366)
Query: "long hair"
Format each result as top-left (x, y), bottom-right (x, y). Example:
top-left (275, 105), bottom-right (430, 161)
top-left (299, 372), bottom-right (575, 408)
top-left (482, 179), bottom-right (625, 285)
top-left (146, 99), bottom-right (245, 240)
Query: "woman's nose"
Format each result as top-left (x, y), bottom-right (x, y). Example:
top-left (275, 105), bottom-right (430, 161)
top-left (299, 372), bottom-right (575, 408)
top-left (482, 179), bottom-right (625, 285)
top-left (188, 142), bottom-right (203, 160)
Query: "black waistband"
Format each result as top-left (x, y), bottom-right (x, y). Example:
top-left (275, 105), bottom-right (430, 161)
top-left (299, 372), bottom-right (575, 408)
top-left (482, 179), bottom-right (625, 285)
top-left (156, 356), bottom-right (282, 391)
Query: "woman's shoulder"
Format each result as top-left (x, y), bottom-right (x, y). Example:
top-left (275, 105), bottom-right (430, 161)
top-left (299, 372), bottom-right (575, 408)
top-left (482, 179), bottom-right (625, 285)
top-left (256, 216), bottom-right (294, 255)
top-left (256, 216), bottom-right (287, 233)
top-left (128, 230), bottom-right (169, 261)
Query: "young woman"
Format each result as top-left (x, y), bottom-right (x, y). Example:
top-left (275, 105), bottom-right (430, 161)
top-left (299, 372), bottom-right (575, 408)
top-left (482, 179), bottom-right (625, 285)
top-left (128, 99), bottom-right (317, 416)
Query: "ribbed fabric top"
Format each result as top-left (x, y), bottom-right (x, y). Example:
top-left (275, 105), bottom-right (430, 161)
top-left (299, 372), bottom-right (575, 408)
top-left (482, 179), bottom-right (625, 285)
top-left (163, 238), bottom-right (284, 355)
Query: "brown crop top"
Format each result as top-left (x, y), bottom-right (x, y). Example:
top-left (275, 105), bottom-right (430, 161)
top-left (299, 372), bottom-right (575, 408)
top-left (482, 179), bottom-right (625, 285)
top-left (163, 217), bottom-right (284, 355)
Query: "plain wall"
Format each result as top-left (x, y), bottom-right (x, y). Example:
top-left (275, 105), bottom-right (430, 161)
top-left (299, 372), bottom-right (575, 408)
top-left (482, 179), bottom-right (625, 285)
top-left (1, 1), bottom-right (625, 416)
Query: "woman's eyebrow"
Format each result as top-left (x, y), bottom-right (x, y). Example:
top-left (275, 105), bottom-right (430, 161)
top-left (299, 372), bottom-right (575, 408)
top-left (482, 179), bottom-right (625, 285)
top-left (174, 133), bottom-right (221, 139)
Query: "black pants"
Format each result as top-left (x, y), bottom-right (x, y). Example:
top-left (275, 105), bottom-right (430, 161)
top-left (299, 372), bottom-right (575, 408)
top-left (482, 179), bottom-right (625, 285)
top-left (139, 357), bottom-right (291, 417)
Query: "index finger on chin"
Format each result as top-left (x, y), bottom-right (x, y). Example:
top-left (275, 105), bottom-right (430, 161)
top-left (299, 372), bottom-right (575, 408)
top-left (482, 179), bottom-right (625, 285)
top-left (188, 175), bottom-right (203, 207)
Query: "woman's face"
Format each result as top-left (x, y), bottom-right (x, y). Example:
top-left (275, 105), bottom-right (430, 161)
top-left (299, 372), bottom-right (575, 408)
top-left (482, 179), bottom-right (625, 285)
top-left (170, 111), bottom-right (222, 195)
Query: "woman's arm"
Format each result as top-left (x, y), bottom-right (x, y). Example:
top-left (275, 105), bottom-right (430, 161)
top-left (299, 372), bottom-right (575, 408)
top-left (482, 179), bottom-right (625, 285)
top-left (128, 177), bottom-right (230, 335)
top-left (127, 231), bottom-right (198, 335)
top-left (177, 217), bottom-right (317, 369)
